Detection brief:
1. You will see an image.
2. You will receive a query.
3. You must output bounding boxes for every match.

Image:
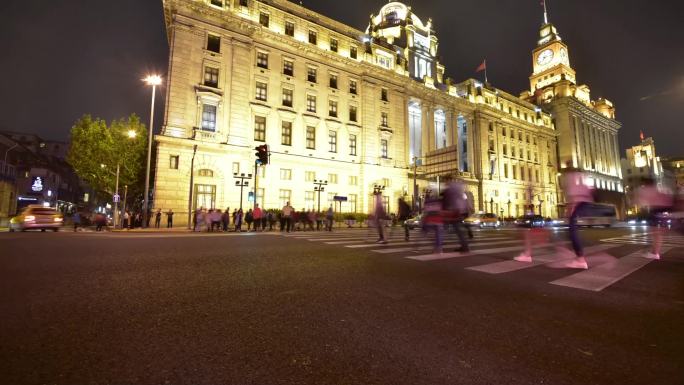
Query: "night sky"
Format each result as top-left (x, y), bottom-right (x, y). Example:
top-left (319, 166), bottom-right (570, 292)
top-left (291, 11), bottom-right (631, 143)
top-left (1, 0), bottom-right (682, 156)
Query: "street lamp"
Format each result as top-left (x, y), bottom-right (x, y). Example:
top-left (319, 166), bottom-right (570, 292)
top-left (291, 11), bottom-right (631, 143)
top-left (490, 197), bottom-right (494, 214)
top-left (127, 130), bottom-right (137, 139)
top-left (234, 173), bottom-right (252, 210)
top-left (507, 199), bottom-right (512, 220)
top-left (314, 179), bottom-right (328, 212)
top-left (142, 74), bottom-right (163, 228)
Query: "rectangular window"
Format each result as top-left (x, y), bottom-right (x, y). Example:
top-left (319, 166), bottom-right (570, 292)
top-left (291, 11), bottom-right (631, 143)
top-left (285, 21), bottom-right (295, 37)
top-left (535, 169), bottom-right (540, 183)
top-left (282, 88), bottom-right (293, 107)
top-left (306, 95), bottom-right (316, 113)
top-left (502, 126), bottom-right (507, 137)
top-left (201, 104), bottom-right (217, 131)
top-left (328, 174), bottom-right (338, 184)
top-left (503, 164), bottom-right (509, 178)
top-left (279, 189), bottom-right (291, 208)
top-left (195, 184), bottom-right (216, 210)
top-left (206, 34), bottom-right (221, 53)
top-left (305, 171), bottom-right (316, 182)
top-left (503, 143), bottom-right (508, 156)
top-left (534, 152), bottom-right (538, 163)
top-left (239, 0), bottom-right (248, 6)
top-left (349, 175), bottom-right (358, 185)
top-left (232, 162), bottom-right (240, 175)
top-left (281, 121), bottom-right (292, 146)
top-left (256, 52), bottom-right (268, 69)
top-left (350, 46), bottom-right (358, 59)
top-left (329, 74), bottom-right (338, 89)
top-left (280, 169), bottom-right (292, 180)
top-left (204, 67), bottom-right (219, 88)
top-left (349, 134), bottom-right (357, 155)
top-left (513, 165), bottom-right (517, 180)
top-left (349, 105), bottom-right (357, 122)
top-left (308, 30), bottom-right (317, 44)
top-left (283, 60), bottom-right (294, 76)
top-left (305, 191), bottom-right (315, 209)
top-left (330, 38), bottom-right (338, 52)
top-left (210, 0), bottom-right (223, 6)
top-left (527, 150), bottom-right (531, 161)
top-left (380, 139), bottom-right (388, 158)
top-left (489, 138), bottom-right (495, 152)
top-left (349, 79), bottom-right (357, 94)
top-left (349, 194), bottom-right (358, 212)
top-left (328, 100), bottom-right (338, 118)
top-left (307, 67), bottom-right (317, 83)
top-left (381, 88), bottom-right (388, 102)
top-left (519, 148), bottom-right (524, 159)
top-left (255, 81), bottom-right (267, 101)
top-left (259, 12), bottom-right (269, 27)
top-left (328, 130), bottom-right (337, 153)
top-left (254, 116), bottom-right (266, 141)
top-left (381, 112), bottom-right (388, 127)
top-left (306, 126), bottom-right (316, 149)
top-left (169, 155), bottom-right (179, 170)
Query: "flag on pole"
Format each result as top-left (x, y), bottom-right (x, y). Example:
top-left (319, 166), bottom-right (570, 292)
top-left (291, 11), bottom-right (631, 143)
top-left (640, 130), bottom-right (645, 141)
top-left (476, 60), bottom-right (486, 73)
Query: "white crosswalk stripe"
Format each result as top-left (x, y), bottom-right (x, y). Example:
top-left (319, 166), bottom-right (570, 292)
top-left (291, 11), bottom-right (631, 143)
top-left (280, 229), bottom-right (677, 292)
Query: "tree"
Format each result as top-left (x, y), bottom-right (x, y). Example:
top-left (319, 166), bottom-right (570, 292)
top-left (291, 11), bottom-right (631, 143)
top-left (67, 114), bottom-right (147, 200)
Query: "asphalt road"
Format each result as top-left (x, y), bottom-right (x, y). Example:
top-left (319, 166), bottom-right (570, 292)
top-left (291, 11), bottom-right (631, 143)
top-left (1, 226), bottom-right (683, 385)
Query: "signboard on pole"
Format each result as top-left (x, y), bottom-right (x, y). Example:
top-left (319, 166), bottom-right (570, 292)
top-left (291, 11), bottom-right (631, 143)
top-left (333, 196), bottom-right (348, 202)
top-left (113, 193), bottom-right (120, 203)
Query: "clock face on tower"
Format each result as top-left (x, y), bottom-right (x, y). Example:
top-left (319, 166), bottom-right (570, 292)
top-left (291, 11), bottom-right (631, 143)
top-left (537, 49), bottom-right (554, 66)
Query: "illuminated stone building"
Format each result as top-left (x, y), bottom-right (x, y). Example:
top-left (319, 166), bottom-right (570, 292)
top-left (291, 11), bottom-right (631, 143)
top-left (662, 157), bottom-right (684, 188)
top-left (521, 11), bottom-right (624, 215)
top-left (155, 0), bottom-right (559, 225)
top-left (621, 136), bottom-right (670, 213)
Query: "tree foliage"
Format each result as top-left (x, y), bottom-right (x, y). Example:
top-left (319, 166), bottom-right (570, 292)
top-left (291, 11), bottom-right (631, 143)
top-left (67, 114), bottom-right (147, 199)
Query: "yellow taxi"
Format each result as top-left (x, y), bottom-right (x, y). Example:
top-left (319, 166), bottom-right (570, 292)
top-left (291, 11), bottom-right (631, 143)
top-left (464, 213), bottom-right (501, 228)
top-left (9, 205), bottom-right (63, 232)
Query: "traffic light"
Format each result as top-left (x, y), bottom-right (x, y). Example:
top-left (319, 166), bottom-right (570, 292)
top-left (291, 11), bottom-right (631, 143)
top-left (255, 144), bottom-right (269, 165)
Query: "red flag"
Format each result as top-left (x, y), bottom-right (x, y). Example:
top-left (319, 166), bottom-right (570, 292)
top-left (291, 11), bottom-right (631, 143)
top-left (476, 60), bottom-right (486, 73)
top-left (640, 130), bottom-right (645, 141)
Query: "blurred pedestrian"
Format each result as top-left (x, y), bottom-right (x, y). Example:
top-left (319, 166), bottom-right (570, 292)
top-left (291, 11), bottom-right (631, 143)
top-left (326, 205), bottom-right (334, 232)
top-left (72, 211), bottom-right (81, 232)
top-left (282, 201), bottom-right (294, 232)
top-left (398, 197), bottom-right (412, 241)
top-left (423, 194), bottom-right (444, 254)
top-left (123, 211), bottom-right (130, 230)
top-left (235, 208), bottom-right (243, 232)
top-left (373, 193), bottom-right (388, 244)
top-left (444, 180), bottom-right (471, 253)
top-left (635, 177), bottom-right (674, 260)
top-left (222, 208), bottom-right (230, 232)
top-left (253, 204), bottom-right (263, 231)
top-left (166, 209), bottom-right (174, 228)
top-left (562, 166), bottom-right (594, 269)
top-left (245, 209), bottom-right (254, 231)
top-left (155, 209), bottom-right (162, 228)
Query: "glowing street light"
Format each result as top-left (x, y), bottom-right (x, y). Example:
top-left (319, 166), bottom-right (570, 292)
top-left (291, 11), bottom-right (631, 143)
top-left (142, 74), bottom-right (163, 228)
top-left (127, 129), bottom-right (137, 139)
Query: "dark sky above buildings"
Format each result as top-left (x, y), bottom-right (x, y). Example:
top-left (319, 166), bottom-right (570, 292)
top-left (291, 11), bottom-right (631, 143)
top-left (1, 0), bottom-right (682, 156)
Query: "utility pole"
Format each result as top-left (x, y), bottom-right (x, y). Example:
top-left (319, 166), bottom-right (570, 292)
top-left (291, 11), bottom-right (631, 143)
top-left (187, 145), bottom-right (197, 230)
top-left (234, 173), bottom-right (252, 211)
top-left (314, 179), bottom-right (327, 212)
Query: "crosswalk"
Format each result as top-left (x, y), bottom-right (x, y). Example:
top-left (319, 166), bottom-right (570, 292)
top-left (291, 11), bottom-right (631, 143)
top-left (284, 228), bottom-right (682, 292)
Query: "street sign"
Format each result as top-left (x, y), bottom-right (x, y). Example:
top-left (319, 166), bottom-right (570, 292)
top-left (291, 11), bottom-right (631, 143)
top-left (248, 191), bottom-right (255, 202)
top-left (333, 196), bottom-right (348, 202)
top-left (113, 193), bottom-right (120, 203)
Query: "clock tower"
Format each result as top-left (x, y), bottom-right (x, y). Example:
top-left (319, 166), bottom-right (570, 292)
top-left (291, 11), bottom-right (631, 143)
top-left (529, 21), bottom-right (576, 93)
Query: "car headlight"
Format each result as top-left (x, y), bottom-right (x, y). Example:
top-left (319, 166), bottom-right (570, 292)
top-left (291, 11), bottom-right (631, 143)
top-left (473, 220), bottom-right (480, 224)
top-left (24, 215), bottom-right (36, 222)
top-left (627, 220), bottom-right (636, 224)
top-left (640, 220), bottom-right (647, 224)
top-left (54, 217), bottom-right (63, 222)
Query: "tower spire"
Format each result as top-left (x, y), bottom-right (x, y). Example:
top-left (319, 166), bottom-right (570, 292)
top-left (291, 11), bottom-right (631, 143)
top-left (542, 0), bottom-right (549, 25)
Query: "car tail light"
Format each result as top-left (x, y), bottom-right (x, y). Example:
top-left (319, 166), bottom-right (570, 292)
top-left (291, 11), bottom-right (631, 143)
top-left (24, 215), bottom-right (36, 222)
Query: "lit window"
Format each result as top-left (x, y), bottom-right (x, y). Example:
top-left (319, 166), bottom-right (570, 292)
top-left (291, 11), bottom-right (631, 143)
top-left (329, 100), bottom-right (338, 118)
top-left (282, 88), bottom-right (293, 107)
top-left (305, 171), bottom-right (315, 182)
top-left (349, 79), bottom-right (357, 94)
top-left (206, 34), bottom-right (220, 53)
top-left (381, 88), bottom-right (388, 102)
top-left (281, 121), bottom-right (292, 146)
top-left (201, 104), bottom-right (217, 131)
top-left (349, 176), bottom-right (358, 185)
top-left (330, 38), bottom-right (338, 52)
top-left (349, 134), bottom-right (357, 156)
top-left (306, 95), bottom-right (316, 113)
top-left (254, 116), bottom-right (266, 141)
top-left (306, 126), bottom-right (316, 149)
top-left (204, 67), bottom-right (219, 88)
top-left (198, 169), bottom-right (214, 177)
top-left (283, 60), bottom-right (294, 76)
top-left (285, 21), bottom-right (294, 37)
top-left (381, 112), bottom-right (388, 127)
top-left (280, 169), bottom-right (292, 180)
top-left (329, 74), bottom-right (338, 89)
top-left (255, 81), bottom-right (267, 101)
top-left (381, 139), bottom-right (389, 158)
top-left (259, 12), bottom-right (269, 27)
top-left (256, 52), bottom-right (268, 69)
top-left (279, 189), bottom-right (291, 207)
top-left (308, 30), bottom-right (317, 45)
top-left (328, 130), bottom-right (337, 153)
top-left (328, 174), bottom-right (338, 184)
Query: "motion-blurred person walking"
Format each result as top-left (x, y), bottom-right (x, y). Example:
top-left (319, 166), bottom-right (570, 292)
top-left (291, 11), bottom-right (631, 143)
top-left (635, 177), bottom-right (675, 260)
top-left (398, 197), bottom-right (412, 241)
top-left (562, 166), bottom-right (594, 269)
top-left (373, 193), bottom-right (388, 244)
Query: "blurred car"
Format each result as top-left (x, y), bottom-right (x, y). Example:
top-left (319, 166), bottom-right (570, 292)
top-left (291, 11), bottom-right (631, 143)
top-left (9, 205), bottom-right (63, 232)
top-left (548, 218), bottom-right (568, 227)
top-left (464, 213), bottom-right (501, 228)
top-left (514, 215), bottom-right (546, 228)
top-left (404, 214), bottom-right (423, 230)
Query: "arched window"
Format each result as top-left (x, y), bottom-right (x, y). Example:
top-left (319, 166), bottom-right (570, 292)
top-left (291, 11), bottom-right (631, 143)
top-left (198, 169), bottom-right (214, 177)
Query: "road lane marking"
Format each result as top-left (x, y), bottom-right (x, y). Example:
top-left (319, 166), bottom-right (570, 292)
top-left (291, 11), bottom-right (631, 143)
top-left (549, 247), bottom-right (673, 292)
top-left (371, 239), bottom-right (522, 254)
top-left (466, 244), bottom-right (621, 274)
top-left (405, 242), bottom-right (569, 261)
top-left (345, 236), bottom-right (507, 248)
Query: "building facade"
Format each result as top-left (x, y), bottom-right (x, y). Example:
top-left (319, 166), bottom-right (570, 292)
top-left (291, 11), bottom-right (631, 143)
top-left (521, 15), bottom-right (624, 216)
top-left (662, 157), bottom-right (684, 189)
top-left (155, 0), bottom-right (559, 225)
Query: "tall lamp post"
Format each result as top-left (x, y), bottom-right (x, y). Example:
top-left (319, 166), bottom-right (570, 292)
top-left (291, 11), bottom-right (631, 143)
top-left (142, 74), bottom-right (163, 228)
top-left (314, 179), bottom-right (328, 212)
top-left (234, 173), bottom-right (252, 210)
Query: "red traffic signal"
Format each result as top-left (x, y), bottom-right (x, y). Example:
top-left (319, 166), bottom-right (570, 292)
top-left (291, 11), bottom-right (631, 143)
top-left (255, 144), bottom-right (269, 165)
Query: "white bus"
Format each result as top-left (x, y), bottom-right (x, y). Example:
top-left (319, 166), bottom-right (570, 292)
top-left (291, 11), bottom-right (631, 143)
top-left (576, 203), bottom-right (617, 228)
